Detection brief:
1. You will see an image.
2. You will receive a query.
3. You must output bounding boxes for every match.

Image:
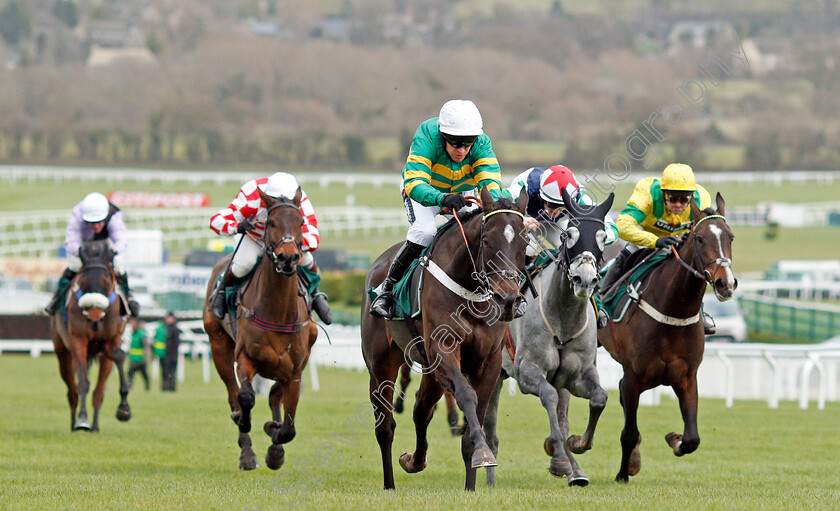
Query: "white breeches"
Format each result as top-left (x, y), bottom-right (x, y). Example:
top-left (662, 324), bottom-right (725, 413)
top-left (230, 234), bottom-right (313, 278)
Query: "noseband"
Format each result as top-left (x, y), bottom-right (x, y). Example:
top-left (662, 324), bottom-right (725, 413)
top-left (672, 214), bottom-right (734, 297)
top-left (472, 208), bottom-right (526, 294)
top-left (263, 202), bottom-right (303, 275)
top-left (75, 262), bottom-right (117, 320)
top-left (553, 216), bottom-right (606, 280)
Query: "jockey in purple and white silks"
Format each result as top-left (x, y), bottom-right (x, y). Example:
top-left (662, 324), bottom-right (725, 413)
top-left (45, 192), bottom-right (139, 317)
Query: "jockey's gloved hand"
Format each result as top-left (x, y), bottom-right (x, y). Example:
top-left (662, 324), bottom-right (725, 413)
top-left (655, 235), bottom-right (681, 249)
top-left (236, 218), bottom-right (255, 234)
top-left (441, 193), bottom-right (467, 211)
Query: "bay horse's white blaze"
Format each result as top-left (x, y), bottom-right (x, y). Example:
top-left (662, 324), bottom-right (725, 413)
top-left (708, 224), bottom-right (736, 290)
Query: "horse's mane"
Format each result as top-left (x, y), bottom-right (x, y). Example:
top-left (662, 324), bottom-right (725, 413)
top-left (459, 196), bottom-right (516, 223)
top-left (700, 207), bottom-right (717, 216)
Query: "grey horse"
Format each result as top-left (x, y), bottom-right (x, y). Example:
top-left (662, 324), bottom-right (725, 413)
top-left (485, 190), bottom-right (614, 487)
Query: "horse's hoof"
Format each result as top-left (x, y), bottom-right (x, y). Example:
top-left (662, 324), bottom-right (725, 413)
top-left (393, 400), bottom-right (404, 414)
top-left (471, 447), bottom-right (497, 468)
top-left (615, 473), bottom-right (630, 483)
top-left (230, 411), bottom-right (242, 425)
top-left (398, 452), bottom-right (426, 473)
top-left (73, 420), bottom-right (91, 431)
top-left (665, 432), bottom-right (684, 456)
top-left (628, 448), bottom-right (641, 476)
top-left (548, 459), bottom-right (572, 478)
top-left (265, 444), bottom-right (285, 470)
top-left (568, 474), bottom-right (590, 487)
top-left (567, 434), bottom-right (588, 455)
top-left (115, 406), bottom-right (131, 422)
top-left (239, 454), bottom-right (258, 470)
top-left (450, 425), bottom-right (466, 437)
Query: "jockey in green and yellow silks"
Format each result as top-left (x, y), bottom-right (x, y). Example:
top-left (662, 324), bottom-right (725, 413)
top-left (369, 99), bottom-right (510, 319)
top-left (615, 163), bottom-right (712, 249)
top-left (599, 163), bottom-right (716, 333)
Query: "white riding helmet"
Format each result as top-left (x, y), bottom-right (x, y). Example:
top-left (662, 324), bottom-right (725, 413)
top-left (438, 100), bottom-right (484, 137)
top-left (80, 193), bottom-right (110, 223)
top-left (264, 172), bottom-right (300, 200)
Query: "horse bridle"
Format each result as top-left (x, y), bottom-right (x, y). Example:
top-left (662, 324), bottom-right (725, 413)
top-left (75, 262), bottom-right (117, 318)
top-left (263, 201), bottom-right (303, 275)
top-left (672, 214), bottom-right (735, 297)
top-left (552, 216), bottom-right (607, 280)
top-left (470, 208), bottom-right (527, 295)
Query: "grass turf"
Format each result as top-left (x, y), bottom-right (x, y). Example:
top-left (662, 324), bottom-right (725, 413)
top-left (1, 355), bottom-right (838, 510)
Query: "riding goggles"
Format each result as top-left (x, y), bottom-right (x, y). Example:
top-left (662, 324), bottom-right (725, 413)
top-left (665, 193), bottom-right (692, 204)
top-left (442, 133), bottom-right (478, 149)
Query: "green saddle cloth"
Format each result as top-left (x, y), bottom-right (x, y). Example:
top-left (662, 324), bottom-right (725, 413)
top-left (599, 251), bottom-right (670, 318)
top-left (367, 247), bottom-right (429, 319)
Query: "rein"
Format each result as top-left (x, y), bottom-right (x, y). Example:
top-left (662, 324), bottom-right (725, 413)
top-left (263, 201), bottom-right (304, 275)
top-left (629, 214), bottom-right (732, 326)
top-left (431, 198), bottom-right (525, 301)
top-left (73, 262), bottom-right (118, 319)
top-left (242, 199), bottom-right (308, 333)
top-left (672, 214), bottom-right (733, 298)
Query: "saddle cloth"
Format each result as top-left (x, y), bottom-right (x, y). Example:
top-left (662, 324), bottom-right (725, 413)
top-left (222, 263), bottom-right (319, 322)
top-left (598, 249), bottom-right (670, 322)
top-left (367, 214), bottom-right (468, 320)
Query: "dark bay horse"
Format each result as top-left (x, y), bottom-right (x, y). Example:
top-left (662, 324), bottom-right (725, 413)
top-left (362, 186), bottom-right (529, 491)
top-left (485, 189), bottom-right (614, 487)
top-left (203, 188), bottom-right (318, 471)
top-left (50, 239), bottom-right (131, 432)
top-left (597, 193), bottom-right (737, 482)
top-left (393, 364), bottom-right (465, 436)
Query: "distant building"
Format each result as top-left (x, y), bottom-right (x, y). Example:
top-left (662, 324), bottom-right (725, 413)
top-left (667, 20), bottom-right (734, 53)
top-left (86, 45), bottom-right (157, 67)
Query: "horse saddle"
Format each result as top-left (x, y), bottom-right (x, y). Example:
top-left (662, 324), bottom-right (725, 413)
top-left (599, 249), bottom-right (670, 323)
top-left (224, 266), bottom-right (315, 322)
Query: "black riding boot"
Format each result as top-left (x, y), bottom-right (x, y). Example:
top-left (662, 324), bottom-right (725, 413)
top-left (312, 291), bottom-right (333, 325)
top-left (369, 241), bottom-right (424, 319)
top-left (599, 249), bottom-right (629, 295)
top-left (45, 268), bottom-right (76, 315)
top-left (209, 270), bottom-right (236, 319)
top-left (702, 310), bottom-right (716, 335)
top-left (116, 272), bottom-right (140, 317)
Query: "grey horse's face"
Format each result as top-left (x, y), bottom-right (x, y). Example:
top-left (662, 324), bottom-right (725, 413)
top-left (565, 227), bottom-right (607, 298)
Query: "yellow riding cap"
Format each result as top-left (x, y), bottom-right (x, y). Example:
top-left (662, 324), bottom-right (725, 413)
top-left (660, 163), bottom-right (696, 192)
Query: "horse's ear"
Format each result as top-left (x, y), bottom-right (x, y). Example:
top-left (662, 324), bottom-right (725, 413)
top-left (516, 186), bottom-right (528, 213)
top-left (594, 192), bottom-right (615, 219)
top-left (480, 186), bottom-right (493, 207)
top-left (258, 187), bottom-right (276, 208)
top-left (560, 187), bottom-right (581, 217)
top-left (690, 195), bottom-right (703, 224)
top-left (715, 192), bottom-right (726, 216)
top-left (293, 187), bottom-right (302, 206)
